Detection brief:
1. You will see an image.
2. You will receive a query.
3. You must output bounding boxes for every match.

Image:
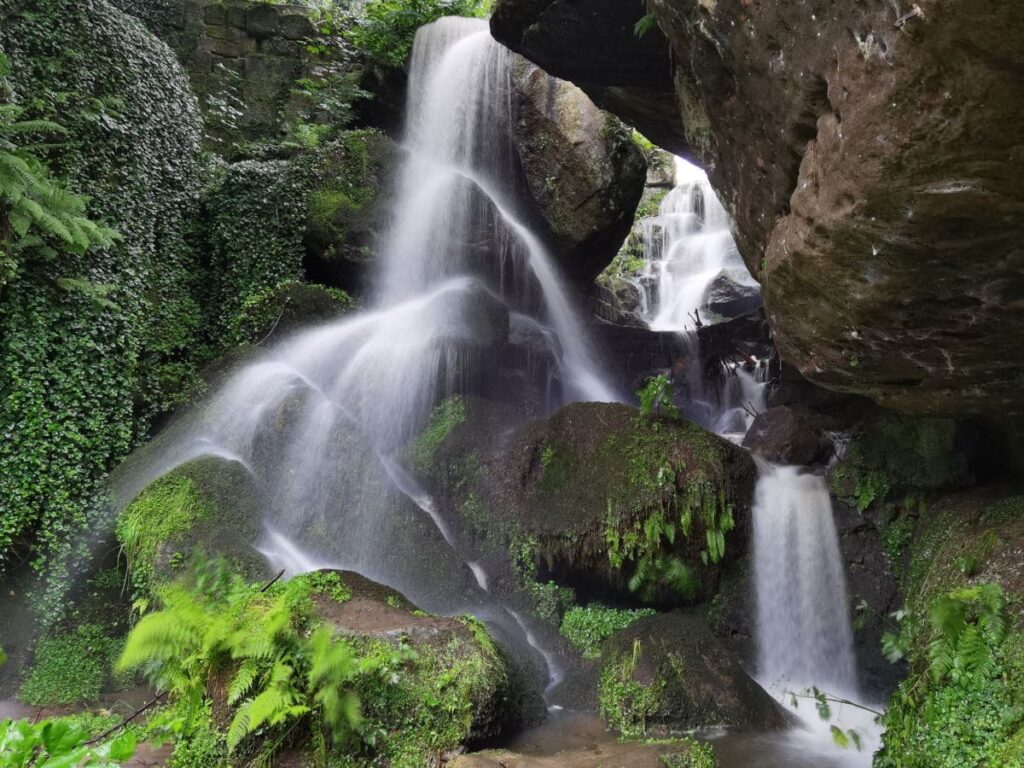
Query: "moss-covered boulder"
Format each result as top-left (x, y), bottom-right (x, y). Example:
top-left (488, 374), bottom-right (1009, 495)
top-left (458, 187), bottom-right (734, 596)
top-left (416, 401), bottom-right (756, 611)
top-left (510, 57), bottom-right (646, 282)
top-left (599, 612), bottom-right (791, 737)
top-left (876, 489), bottom-right (1024, 767)
top-left (116, 456), bottom-right (268, 597)
top-left (308, 569), bottom-right (543, 754)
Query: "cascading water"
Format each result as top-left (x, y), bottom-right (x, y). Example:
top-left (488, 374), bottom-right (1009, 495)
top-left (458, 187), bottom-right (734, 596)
top-left (632, 159), bottom-right (766, 439)
top-left (640, 159), bottom-right (758, 333)
top-left (112, 17), bottom-right (621, 699)
top-left (752, 461), bottom-right (858, 694)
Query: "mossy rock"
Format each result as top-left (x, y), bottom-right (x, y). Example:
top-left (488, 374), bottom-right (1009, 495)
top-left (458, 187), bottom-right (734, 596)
top-left (304, 129), bottom-right (396, 293)
top-left (487, 403), bottom-right (756, 605)
top-left (230, 280), bottom-right (357, 345)
top-left (304, 569), bottom-right (543, 761)
top-left (875, 487), bottom-right (1024, 767)
top-left (116, 456), bottom-right (269, 596)
top-left (598, 611), bottom-right (791, 737)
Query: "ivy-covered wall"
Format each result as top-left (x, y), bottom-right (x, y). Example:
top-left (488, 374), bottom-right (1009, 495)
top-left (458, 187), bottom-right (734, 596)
top-left (0, 0), bottom-right (205, 583)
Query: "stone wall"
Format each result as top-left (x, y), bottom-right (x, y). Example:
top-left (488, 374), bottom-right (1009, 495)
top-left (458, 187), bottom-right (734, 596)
top-left (116, 0), bottom-right (327, 144)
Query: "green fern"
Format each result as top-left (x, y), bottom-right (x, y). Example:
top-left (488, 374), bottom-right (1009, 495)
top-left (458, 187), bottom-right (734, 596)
top-left (0, 52), bottom-right (119, 287)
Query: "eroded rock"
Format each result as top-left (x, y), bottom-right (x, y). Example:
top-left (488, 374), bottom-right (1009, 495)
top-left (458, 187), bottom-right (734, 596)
top-left (492, 0), bottom-right (1024, 419)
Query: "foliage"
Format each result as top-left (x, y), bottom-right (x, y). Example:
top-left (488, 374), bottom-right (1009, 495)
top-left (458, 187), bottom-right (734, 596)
top-left (605, 477), bottom-right (734, 602)
top-left (637, 375), bottom-right (680, 420)
top-left (302, 571), bottom-right (353, 603)
top-left (407, 397), bottom-right (467, 473)
top-left (346, 0), bottom-right (493, 68)
top-left (0, 54), bottom-right (119, 288)
top-left (599, 639), bottom-right (664, 739)
top-left (660, 739), bottom-right (718, 768)
top-left (0, 0), bottom-right (204, 594)
top-left (527, 580), bottom-right (576, 626)
top-left (203, 157), bottom-right (313, 338)
top-left (634, 13), bottom-right (659, 38)
top-left (876, 584), bottom-right (1024, 767)
top-left (559, 605), bottom-right (657, 659)
top-left (19, 623), bottom-right (122, 707)
top-left (0, 717), bottom-right (135, 767)
top-left (118, 559), bottom-right (390, 757)
top-left (117, 475), bottom-right (210, 600)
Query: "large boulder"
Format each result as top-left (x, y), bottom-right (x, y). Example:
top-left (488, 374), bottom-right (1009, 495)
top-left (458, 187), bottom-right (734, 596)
top-left (510, 58), bottom-right (647, 282)
top-left (492, 0), bottom-right (1024, 420)
top-left (307, 570), bottom-right (543, 749)
top-left (599, 612), bottom-right (791, 735)
top-left (417, 401), bottom-right (758, 608)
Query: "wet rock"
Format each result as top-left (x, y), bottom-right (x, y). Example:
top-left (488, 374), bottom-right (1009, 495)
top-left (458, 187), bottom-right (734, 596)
top-left (303, 130), bottom-right (396, 295)
top-left (600, 612), bottom-right (792, 733)
top-left (492, 0), bottom-right (1024, 419)
top-left (229, 281), bottom-right (356, 345)
top-left (307, 569), bottom-right (544, 743)
top-left (114, 456), bottom-right (270, 595)
top-left (700, 267), bottom-right (762, 322)
top-left (428, 402), bottom-right (757, 607)
top-left (492, 0), bottom-right (685, 152)
top-left (510, 58), bottom-right (647, 282)
top-left (742, 406), bottom-right (831, 466)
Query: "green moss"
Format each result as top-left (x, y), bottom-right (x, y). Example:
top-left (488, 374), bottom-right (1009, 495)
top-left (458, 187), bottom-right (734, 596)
top-left (117, 476), bottom-right (210, 597)
top-left (229, 280), bottom-right (356, 345)
top-left (19, 624), bottom-right (122, 707)
top-left (300, 571), bottom-right (353, 603)
top-left (407, 397), bottom-right (468, 473)
top-left (560, 605), bottom-right (658, 659)
top-left (599, 639), bottom-right (666, 740)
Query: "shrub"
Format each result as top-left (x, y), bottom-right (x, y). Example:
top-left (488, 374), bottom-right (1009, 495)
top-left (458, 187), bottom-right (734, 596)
top-left (19, 624), bottom-right (122, 707)
top-left (560, 605), bottom-right (657, 659)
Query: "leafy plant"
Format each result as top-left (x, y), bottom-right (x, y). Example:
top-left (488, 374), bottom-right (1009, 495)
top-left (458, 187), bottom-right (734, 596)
top-left (599, 639), bottom-right (664, 739)
top-left (660, 739), bottom-right (718, 768)
top-left (0, 53), bottom-right (119, 288)
top-left (19, 623), bottom-right (122, 707)
top-left (117, 559), bottom-right (396, 756)
top-left (637, 375), bottom-right (680, 420)
top-left (559, 605), bottom-right (656, 659)
top-left (346, 0), bottom-right (494, 68)
top-left (634, 13), bottom-right (658, 38)
top-left (0, 717), bottom-right (135, 767)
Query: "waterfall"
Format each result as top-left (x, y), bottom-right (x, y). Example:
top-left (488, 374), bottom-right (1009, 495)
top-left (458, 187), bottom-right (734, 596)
top-left (110, 18), bottom-right (625, 695)
top-left (752, 461), bottom-right (859, 695)
top-left (640, 159), bottom-right (757, 332)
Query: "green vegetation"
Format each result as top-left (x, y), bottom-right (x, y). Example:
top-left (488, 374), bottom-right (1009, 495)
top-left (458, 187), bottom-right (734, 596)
top-left (638, 375), bottom-right (680, 420)
top-left (661, 740), bottom-right (718, 768)
top-left (0, 53), bottom-right (118, 289)
top-left (560, 605), bottom-right (657, 659)
top-left (346, 0), bottom-right (494, 68)
top-left (117, 475), bottom-right (210, 599)
top-left (19, 623), bottom-right (122, 707)
top-left (0, 717), bottom-right (136, 767)
top-left (875, 494), bottom-right (1024, 767)
top-left (407, 396), bottom-right (467, 472)
top-left (0, 0), bottom-right (204, 603)
top-left (877, 584), bottom-right (1024, 767)
top-left (600, 639), bottom-right (665, 739)
top-left (114, 558), bottom-right (515, 766)
top-left (118, 560), bottom-right (398, 759)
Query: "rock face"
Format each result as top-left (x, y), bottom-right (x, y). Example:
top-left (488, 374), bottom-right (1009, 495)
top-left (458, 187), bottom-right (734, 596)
top-left (600, 612), bottom-right (791, 733)
top-left (492, 0), bottom-right (684, 151)
top-left (510, 59), bottom-right (647, 282)
top-left (492, 0), bottom-right (1024, 419)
